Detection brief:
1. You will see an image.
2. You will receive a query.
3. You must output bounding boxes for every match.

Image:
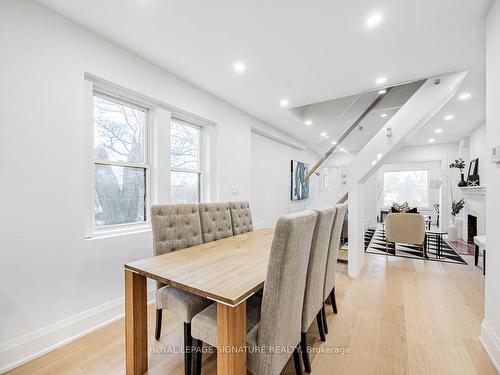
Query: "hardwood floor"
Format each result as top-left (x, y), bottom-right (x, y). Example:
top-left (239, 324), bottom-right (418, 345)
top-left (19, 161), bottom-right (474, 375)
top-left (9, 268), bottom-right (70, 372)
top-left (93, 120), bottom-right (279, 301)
top-left (7, 254), bottom-right (495, 375)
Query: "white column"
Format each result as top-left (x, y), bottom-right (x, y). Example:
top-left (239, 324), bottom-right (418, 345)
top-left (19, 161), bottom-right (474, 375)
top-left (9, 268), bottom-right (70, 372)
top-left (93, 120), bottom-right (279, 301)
top-left (347, 183), bottom-right (366, 277)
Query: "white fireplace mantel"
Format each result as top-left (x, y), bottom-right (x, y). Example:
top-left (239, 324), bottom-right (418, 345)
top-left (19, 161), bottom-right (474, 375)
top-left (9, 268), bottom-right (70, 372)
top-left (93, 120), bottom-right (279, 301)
top-left (459, 186), bottom-right (486, 198)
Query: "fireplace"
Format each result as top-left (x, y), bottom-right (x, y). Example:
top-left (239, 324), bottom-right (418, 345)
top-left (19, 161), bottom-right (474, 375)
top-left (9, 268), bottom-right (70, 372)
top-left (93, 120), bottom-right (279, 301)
top-left (467, 214), bottom-right (477, 244)
top-left (461, 187), bottom-right (485, 241)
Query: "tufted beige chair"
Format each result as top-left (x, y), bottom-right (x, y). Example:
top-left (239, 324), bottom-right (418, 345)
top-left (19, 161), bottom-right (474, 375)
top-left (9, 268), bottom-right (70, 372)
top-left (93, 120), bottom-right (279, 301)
top-left (385, 213), bottom-right (426, 257)
top-left (150, 204), bottom-right (211, 375)
top-left (229, 201), bottom-right (254, 235)
top-left (191, 210), bottom-right (318, 375)
top-left (322, 204), bottom-right (347, 330)
top-left (300, 207), bottom-right (336, 373)
top-left (198, 202), bottom-right (233, 242)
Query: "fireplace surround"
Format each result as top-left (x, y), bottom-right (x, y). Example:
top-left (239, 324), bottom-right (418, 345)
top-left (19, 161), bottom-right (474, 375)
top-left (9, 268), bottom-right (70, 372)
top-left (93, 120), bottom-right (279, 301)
top-left (460, 186), bottom-right (485, 240)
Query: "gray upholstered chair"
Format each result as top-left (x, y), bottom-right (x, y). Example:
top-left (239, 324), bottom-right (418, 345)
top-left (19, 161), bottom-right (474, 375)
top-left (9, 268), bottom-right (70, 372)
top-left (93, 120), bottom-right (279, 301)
top-left (198, 202), bottom-right (233, 242)
top-left (191, 210), bottom-right (318, 375)
top-left (300, 207), bottom-right (336, 374)
top-left (150, 204), bottom-right (212, 375)
top-left (229, 201), bottom-right (254, 235)
top-left (322, 204), bottom-right (347, 332)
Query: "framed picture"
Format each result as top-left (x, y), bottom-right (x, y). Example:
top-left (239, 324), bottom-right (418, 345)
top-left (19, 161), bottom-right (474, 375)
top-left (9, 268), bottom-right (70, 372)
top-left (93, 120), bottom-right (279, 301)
top-left (291, 160), bottom-right (309, 201)
top-left (467, 158), bottom-right (480, 186)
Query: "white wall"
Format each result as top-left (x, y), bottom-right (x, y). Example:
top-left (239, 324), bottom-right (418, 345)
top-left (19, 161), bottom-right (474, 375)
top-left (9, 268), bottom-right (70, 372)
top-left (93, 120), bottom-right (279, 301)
top-left (250, 132), bottom-right (317, 228)
top-left (0, 0), bottom-right (306, 370)
top-left (469, 123), bottom-right (487, 185)
top-left (481, 2), bottom-right (500, 371)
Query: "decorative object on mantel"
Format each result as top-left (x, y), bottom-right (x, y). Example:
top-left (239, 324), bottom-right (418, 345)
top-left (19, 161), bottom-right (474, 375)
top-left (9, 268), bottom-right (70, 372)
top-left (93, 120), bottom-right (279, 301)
top-left (467, 179), bottom-right (479, 187)
top-left (449, 158), bottom-right (467, 187)
top-left (448, 198), bottom-right (465, 241)
top-left (467, 158), bottom-right (480, 186)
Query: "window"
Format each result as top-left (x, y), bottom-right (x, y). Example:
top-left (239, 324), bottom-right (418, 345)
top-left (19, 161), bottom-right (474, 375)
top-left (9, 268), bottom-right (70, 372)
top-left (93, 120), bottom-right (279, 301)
top-left (93, 93), bottom-right (149, 228)
top-left (383, 170), bottom-right (429, 208)
top-left (170, 120), bottom-right (201, 203)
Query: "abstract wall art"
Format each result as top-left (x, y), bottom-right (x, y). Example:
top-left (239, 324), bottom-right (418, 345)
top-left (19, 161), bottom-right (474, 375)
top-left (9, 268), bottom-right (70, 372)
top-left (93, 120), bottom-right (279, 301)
top-left (291, 160), bottom-right (309, 201)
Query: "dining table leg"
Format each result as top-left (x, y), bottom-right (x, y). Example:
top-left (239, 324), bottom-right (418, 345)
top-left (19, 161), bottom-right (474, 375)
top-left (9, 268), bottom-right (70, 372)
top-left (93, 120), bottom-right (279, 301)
top-left (217, 301), bottom-right (247, 375)
top-left (125, 269), bottom-right (148, 375)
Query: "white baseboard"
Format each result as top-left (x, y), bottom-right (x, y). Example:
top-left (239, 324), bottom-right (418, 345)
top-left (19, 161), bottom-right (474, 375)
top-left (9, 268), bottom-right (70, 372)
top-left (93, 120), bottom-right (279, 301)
top-left (253, 221), bottom-right (266, 230)
top-left (480, 319), bottom-right (500, 373)
top-left (0, 286), bottom-right (155, 373)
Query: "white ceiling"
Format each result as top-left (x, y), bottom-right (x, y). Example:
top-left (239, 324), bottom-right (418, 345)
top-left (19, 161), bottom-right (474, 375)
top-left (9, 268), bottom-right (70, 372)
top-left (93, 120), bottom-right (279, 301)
top-left (37, 0), bottom-right (491, 150)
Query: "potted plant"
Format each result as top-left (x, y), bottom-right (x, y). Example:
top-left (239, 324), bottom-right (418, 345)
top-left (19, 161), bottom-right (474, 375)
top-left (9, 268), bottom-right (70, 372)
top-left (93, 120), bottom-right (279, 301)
top-left (449, 158), bottom-right (467, 187)
top-left (448, 198), bottom-right (465, 240)
top-left (451, 198), bottom-right (465, 218)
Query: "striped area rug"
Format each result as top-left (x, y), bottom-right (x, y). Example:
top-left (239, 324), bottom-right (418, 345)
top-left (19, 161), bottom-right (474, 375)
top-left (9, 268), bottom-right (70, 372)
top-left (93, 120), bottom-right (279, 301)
top-left (365, 228), bottom-right (466, 265)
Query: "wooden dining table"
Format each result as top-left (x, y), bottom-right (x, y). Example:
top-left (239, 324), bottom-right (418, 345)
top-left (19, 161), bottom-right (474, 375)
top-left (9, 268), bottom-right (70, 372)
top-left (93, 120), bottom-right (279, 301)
top-left (124, 228), bottom-right (274, 375)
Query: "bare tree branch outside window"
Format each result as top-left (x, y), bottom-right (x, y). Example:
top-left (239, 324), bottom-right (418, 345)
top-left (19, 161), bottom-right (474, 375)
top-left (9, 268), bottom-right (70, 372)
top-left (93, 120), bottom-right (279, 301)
top-left (171, 121), bottom-right (201, 203)
top-left (93, 95), bottom-right (147, 227)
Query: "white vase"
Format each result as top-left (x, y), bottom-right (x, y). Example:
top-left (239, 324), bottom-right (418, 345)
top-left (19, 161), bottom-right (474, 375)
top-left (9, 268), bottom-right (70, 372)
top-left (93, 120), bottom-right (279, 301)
top-left (455, 217), bottom-right (463, 240)
top-left (448, 216), bottom-right (458, 241)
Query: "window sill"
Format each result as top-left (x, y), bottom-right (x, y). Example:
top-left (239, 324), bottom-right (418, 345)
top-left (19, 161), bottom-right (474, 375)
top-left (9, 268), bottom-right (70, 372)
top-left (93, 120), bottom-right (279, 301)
top-left (86, 224), bottom-right (152, 240)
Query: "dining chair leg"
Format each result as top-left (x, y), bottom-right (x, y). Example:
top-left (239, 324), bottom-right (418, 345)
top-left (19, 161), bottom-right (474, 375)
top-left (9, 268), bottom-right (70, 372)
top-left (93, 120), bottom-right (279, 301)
top-left (293, 344), bottom-right (303, 375)
top-left (330, 287), bottom-right (338, 314)
top-left (300, 332), bottom-right (311, 373)
top-left (321, 304), bottom-right (328, 335)
top-left (184, 323), bottom-right (192, 375)
top-left (155, 309), bottom-right (162, 340)
top-left (316, 311), bottom-right (326, 342)
top-left (193, 339), bottom-right (202, 375)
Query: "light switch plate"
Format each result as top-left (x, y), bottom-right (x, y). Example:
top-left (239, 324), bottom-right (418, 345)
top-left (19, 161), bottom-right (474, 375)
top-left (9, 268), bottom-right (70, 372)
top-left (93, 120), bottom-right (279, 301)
top-left (492, 146), bottom-right (500, 163)
top-left (230, 186), bottom-right (240, 195)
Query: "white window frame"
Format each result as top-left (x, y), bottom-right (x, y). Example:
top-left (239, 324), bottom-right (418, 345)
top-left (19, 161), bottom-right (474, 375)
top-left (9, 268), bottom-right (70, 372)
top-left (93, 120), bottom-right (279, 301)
top-left (170, 118), bottom-right (203, 203)
top-left (87, 87), bottom-right (152, 237)
top-left (382, 169), bottom-right (430, 210)
top-left (84, 74), bottom-right (217, 239)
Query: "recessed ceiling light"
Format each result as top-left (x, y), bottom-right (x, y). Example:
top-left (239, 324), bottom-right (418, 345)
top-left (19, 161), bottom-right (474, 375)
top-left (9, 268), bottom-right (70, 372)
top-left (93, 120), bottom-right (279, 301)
top-left (381, 113), bottom-right (388, 118)
top-left (444, 114), bottom-right (454, 121)
top-left (305, 120), bottom-right (312, 126)
top-left (377, 153), bottom-right (382, 160)
top-left (459, 92), bottom-right (471, 101)
top-left (331, 141), bottom-right (337, 145)
top-left (366, 12), bottom-right (383, 28)
top-left (376, 77), bottom-right (387, 85)
top-left (428, 138), bottom-right (435, 143)
top-left (371, 160), bottom-right (377, 166)
top-left (320, 132), bottom-right (326, 137)
top-left (378, 89), bottom-right (387, 95)
top-left (325, 135), bottom-right (330, 139)
top-left (435, 128), bottom-right (443, 134)
top-left (233, 61), bottom-right (246, 73)
top-left (280, 99), bottom-right (289, 107)
top-left (340, 147), bottom-right (345, 152)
